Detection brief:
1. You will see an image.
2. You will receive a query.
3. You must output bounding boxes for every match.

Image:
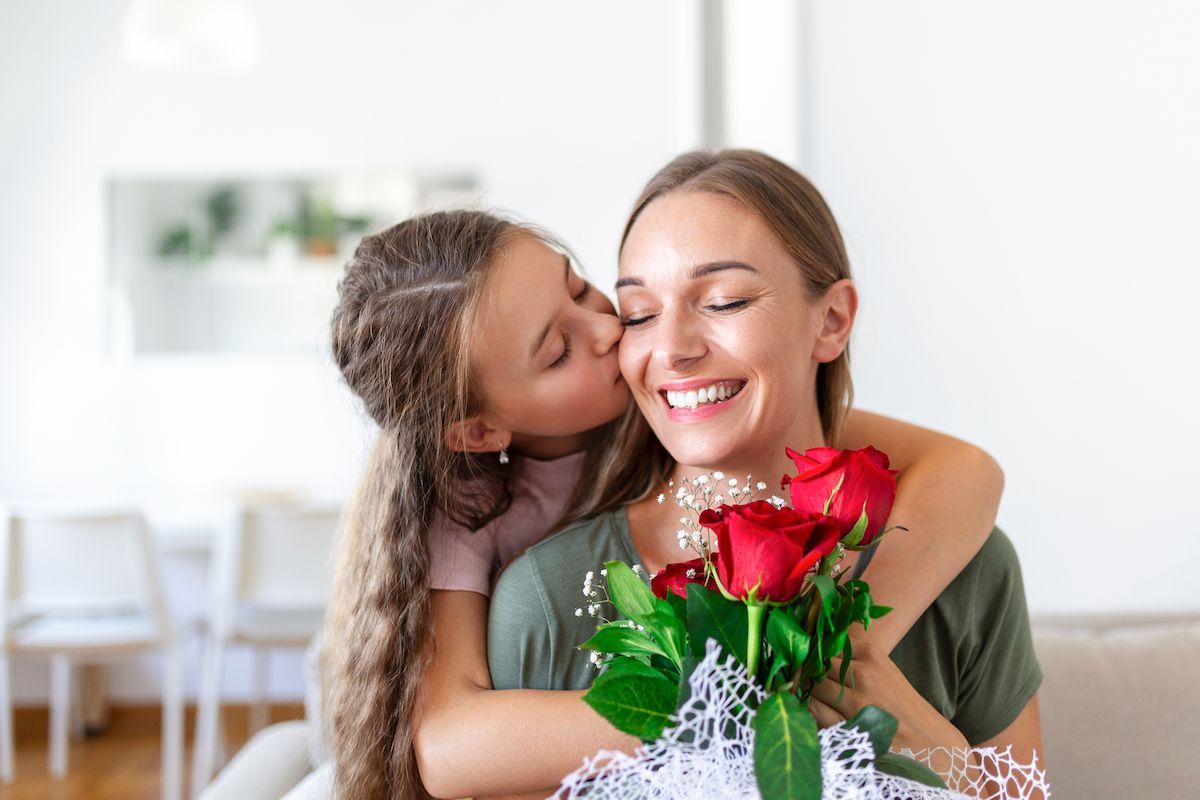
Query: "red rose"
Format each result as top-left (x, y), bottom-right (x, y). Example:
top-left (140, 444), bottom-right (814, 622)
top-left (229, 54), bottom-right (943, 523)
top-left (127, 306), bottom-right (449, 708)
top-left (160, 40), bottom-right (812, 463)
top-left (782, 446), bottom-right (899, 547)
top-left (650, 555), bottom-right (718, 600)
top-left (698, 500), bottom-right (841, 604)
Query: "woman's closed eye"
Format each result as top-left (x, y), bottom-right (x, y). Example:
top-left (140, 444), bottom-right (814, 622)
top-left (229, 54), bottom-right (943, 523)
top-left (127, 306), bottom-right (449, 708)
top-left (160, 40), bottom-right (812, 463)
top-left (621, 298), bottom-right (751, 327)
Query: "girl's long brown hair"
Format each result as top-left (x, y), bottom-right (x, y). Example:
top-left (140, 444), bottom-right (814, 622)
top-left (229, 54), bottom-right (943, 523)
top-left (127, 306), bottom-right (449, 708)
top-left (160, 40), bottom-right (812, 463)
top-left (562, 148), bottom-right (856, 524)
top-left (325, 210), bottom-right (527, 800)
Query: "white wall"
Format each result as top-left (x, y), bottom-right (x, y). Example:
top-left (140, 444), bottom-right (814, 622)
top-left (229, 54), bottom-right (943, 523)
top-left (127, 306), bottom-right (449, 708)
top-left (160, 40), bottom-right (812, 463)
top-left (0, 0), bottom-right (702, 701)
top-left (799, 0), bottom-right (1200, 612)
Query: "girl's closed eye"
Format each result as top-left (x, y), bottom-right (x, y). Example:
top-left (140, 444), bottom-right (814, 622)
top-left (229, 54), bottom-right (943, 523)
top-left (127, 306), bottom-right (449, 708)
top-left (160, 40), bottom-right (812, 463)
top-left (549, 333), bottom-right (572, 368)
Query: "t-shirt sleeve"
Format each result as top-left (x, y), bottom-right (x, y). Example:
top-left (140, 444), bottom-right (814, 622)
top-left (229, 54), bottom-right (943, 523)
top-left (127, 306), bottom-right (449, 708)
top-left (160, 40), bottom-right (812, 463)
top-left (487, 553), bottom-right (557, 690)
top-left (951, 529), bottom-right (1043, 744)
top-left (427, 510), bottom-right (493, 596)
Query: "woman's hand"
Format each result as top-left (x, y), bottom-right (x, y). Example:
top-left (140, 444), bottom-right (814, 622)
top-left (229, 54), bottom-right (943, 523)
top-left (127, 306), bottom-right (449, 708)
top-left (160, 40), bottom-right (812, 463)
top-left (807, 640), bottom-right (969, 753)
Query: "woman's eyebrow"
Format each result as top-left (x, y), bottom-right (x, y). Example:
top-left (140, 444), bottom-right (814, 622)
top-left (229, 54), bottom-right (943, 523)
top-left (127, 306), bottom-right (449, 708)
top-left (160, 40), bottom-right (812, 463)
top-left (615, 260), bottom-right (759, 290)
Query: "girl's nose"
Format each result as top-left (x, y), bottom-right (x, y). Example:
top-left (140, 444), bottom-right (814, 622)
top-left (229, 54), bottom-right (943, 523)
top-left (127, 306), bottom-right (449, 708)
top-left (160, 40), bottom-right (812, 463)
top-left (589, 308), bottom-right (624, 355)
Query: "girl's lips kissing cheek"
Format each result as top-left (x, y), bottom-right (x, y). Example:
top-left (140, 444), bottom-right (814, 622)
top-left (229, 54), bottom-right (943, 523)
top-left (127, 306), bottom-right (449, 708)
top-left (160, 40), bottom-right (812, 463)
top-left (659, 379), bottom-right (746, 422)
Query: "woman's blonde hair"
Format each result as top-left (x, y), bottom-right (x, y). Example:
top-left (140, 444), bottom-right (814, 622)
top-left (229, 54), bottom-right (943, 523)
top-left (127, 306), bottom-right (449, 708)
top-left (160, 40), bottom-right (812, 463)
top-left (325, 210), bottom-right (528, 800)
top-left (564, 148), bottom-right (856, 523)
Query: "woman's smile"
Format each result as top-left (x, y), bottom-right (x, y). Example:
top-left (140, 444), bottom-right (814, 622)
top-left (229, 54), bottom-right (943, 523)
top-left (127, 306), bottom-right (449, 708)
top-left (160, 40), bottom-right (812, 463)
top-left (659, 378), bottom-right (747, 421)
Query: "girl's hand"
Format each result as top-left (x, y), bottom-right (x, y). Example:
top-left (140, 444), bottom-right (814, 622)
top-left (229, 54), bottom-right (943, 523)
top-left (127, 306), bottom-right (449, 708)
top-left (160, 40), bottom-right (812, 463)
top-left (807, 641), bottom-right (969, 753)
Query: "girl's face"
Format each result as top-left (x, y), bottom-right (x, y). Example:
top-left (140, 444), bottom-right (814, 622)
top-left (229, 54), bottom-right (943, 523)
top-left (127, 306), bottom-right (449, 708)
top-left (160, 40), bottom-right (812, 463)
top-left (617, 191), bottom-right (839, 472)
top-left (470, 234), bottom-right (628, 452)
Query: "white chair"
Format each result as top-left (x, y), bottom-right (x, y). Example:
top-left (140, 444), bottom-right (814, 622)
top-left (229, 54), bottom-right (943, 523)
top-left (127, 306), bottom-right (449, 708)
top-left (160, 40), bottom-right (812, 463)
top-left (0, 507), bottom-right (183, 800)
top-left (191, 502), bottom-right (340, 798)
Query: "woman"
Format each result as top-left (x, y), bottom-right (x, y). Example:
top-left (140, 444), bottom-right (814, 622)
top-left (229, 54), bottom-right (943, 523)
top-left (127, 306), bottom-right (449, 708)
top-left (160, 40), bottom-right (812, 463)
top-left (487, 150), bottom-right (1042, 794)
top-left (326, 209), bottom-right (1006, 800)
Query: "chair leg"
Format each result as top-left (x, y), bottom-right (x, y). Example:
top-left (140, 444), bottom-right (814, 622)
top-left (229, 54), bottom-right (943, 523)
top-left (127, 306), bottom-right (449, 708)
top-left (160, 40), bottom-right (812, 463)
top-left (160, 643), bottom-right (183, 800)
top-left (191, 633), bottom-right (225, 799)
top-left (0, 654), bottom-right (13, 783)
top-left (49, 654), bottom-right (70, 778)
top-left (249, 645), bottom-right (269, 736)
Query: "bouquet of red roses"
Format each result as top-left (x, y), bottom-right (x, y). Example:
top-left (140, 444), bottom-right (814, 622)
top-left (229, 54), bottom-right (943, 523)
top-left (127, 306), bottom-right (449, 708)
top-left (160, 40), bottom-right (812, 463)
top-left (576, 446), bottom-right (945, 799)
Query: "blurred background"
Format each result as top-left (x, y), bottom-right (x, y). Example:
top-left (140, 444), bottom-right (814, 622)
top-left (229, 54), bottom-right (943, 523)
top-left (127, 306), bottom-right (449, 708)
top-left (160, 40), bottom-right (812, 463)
top-left (1, 1), bottom-right (1198, 798)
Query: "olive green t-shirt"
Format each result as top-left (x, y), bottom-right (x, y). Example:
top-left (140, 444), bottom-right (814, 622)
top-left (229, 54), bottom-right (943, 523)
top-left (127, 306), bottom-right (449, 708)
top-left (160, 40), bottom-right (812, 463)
top-left (487, 509), bottom-right (1042, 745)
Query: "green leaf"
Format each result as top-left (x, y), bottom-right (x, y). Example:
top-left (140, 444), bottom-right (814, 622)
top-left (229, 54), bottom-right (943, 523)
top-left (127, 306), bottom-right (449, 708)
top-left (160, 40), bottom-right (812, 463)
top-left (753, 691), bottom-right (822, 800)
top-left (807, 575), bottom-right (838, 628)
top-left (604, 561), bottom-right (656, 622)
top-left (869, 603), bottom-right (893, 619)
top-left (845, 705), bottom-right (897, 759)
top-left (685, 583), bottom-right (749, 663)
top-left (645, 601), bottom-right (687, 671)
top-left (766, 608), bottom-right (811, 668)
top-left (842, 503), bottom-right (870, 548)
top-left (580, 626), bottom-right (668, 660)
top-left (674, 654), bottom-right (701, 715)
top-left (582, 664), bottom-right (677, 741)
top-left (664, 586), bottom-right (688, 622)
top-left (599, 657), bottom-right (673, 683)
top-left (765, 653), bottom-right (790, 692)
top-left (875, 752), bottom-right (947, 789)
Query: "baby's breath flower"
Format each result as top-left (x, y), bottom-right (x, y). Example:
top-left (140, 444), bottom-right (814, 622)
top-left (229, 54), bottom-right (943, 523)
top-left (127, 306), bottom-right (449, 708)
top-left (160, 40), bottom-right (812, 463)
top-left (756, 481), bottom-right (767, 491)
top-left (656, 493), bottom-right (666, 504)
top-left (714, 494), bottom-right (724, 504)
top-left (713, 471), bottom-right (725, 480)
top-left (678, 540), bottom-right (690, 551)
top-left (729, 487), bottom-right (740, 498)
top-left (574, 607), bottom-right (583, 617)
top-left (769, 495), bottom-right (787, 509)
top-left (685, 568), bottom-right (697, 579)
top-left (587, 604), bottom-right (598, 617)
top-left (729, 478), bottom-right (738, 487)
top-left (600, 568), bottom-right (607, 577)
top-left (631, 564), bottom-right (643, 575)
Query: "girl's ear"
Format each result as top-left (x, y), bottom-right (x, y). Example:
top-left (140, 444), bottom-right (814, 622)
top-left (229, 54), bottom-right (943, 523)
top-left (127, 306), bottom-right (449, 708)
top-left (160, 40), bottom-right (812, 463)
top-left (444, 416), bottom-right (510, 454)
top-left (811, 279), bottom-right (858, 364)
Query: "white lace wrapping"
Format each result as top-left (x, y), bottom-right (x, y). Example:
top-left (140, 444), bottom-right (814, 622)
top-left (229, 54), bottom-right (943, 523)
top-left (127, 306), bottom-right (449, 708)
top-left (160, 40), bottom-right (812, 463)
top-left (553, 641), bottom-right (1049, 799)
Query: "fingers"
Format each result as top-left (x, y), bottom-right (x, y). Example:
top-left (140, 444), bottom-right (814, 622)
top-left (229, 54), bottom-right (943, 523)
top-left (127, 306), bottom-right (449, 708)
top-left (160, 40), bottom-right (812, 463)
top-left (810, 666), bottom-right (861, 722)
top-left (808, 696), bottom-right (843, 729)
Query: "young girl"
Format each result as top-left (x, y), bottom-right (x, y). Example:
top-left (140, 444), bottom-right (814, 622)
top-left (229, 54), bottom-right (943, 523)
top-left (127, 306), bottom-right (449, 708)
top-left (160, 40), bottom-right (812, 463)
top-left (324, 210), bottom-right (1005, 800)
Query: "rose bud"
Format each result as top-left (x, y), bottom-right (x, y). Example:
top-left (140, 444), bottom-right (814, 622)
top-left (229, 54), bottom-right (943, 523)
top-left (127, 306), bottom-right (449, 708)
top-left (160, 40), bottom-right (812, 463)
top-left (782, 445), bottom-right (899, 547)
top-left (650, 555), bottom-right (718, 600)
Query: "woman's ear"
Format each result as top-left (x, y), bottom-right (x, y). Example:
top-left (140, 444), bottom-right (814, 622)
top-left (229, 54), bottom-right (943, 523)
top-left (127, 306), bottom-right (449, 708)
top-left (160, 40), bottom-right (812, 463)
top-left (811, 279), bottom-right (857, 363)
top-left (444, 416), bottom-right (510, 454)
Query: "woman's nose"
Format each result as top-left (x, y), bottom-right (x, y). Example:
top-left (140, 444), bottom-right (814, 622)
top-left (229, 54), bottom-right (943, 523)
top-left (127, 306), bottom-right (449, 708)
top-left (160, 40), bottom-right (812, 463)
top-left (653, 308), bottom-right (707, 372)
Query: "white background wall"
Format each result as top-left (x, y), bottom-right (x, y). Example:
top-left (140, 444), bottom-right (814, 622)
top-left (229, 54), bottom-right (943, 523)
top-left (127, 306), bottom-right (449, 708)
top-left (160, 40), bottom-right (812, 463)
top-left (796, 0), bottom-right (1200, 613)
top-left (2, 0), bottom-right (1198, 701)
top-left (0, 0), bottom-right (703, 702)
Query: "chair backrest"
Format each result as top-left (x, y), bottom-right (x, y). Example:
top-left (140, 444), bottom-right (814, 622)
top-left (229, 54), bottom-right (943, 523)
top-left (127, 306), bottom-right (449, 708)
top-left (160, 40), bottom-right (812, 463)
top-left (0, 508), bottom-right (168, 629)
top-left (225, 503), bottom-right (341, 610)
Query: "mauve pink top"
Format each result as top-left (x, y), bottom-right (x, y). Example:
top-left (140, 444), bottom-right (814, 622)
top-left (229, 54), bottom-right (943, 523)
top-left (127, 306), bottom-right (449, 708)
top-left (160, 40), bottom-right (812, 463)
top-left (428, 451), bottom-right (586, 596)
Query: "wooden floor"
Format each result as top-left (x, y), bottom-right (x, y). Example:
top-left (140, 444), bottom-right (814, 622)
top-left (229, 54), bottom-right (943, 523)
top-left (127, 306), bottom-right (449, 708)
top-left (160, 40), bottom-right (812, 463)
top-left (0, 703), bottom-right (306, 800)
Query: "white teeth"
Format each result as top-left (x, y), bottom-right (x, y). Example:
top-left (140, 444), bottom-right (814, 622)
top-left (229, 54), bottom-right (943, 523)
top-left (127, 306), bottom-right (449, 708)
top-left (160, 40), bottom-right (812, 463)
top-left (665, 382), bottom-right (742, 409)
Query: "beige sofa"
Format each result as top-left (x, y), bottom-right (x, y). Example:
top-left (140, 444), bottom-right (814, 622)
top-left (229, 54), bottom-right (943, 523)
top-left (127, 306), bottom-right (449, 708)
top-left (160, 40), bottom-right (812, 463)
top-left (199, 614), bottom-right (1200, 800)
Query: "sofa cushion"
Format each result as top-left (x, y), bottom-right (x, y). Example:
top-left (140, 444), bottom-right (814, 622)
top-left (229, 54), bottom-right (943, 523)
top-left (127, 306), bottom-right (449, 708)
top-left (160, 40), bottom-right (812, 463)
top-left (1033, 620), bottom-right (1200, 800)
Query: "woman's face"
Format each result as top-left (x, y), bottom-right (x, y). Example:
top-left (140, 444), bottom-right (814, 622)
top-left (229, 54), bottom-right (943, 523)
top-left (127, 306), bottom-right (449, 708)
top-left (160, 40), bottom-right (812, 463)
top-left (470, 234), bottom-right (628, 446)
top-left (616, 190), bottom-right (833, 471)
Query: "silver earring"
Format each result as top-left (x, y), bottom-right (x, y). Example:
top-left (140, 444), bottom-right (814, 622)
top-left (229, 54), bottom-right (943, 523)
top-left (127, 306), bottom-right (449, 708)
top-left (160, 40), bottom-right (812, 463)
top-left (498, 448), bottom-right (510, 465)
